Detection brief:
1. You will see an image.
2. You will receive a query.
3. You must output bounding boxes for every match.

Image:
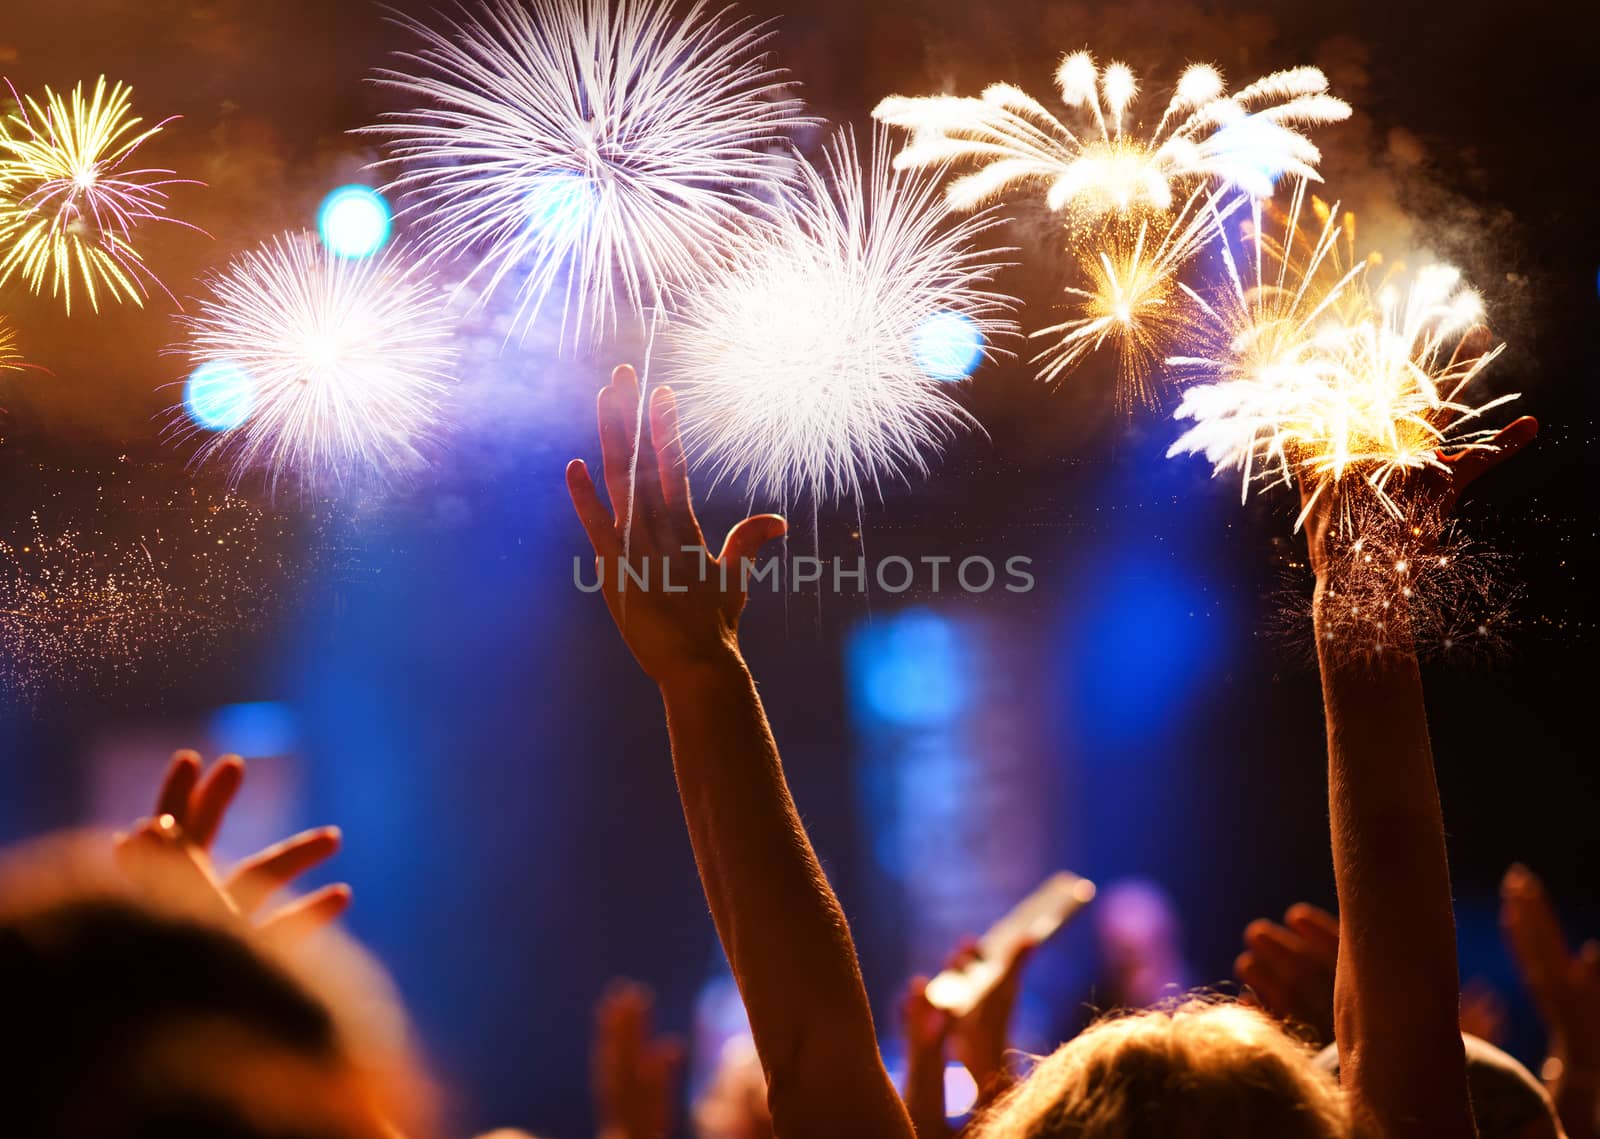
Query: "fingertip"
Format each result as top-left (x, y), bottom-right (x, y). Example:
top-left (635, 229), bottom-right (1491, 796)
top-left (1244, 918), bottom-right (1275, 945)
top-left (612, 363), bottom-right (638, 389)
top-left (210, 755), bottom-right (245, 789)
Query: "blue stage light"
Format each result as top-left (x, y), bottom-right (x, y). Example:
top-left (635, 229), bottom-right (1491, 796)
top-left (848, 609), bottom-right (970, 728)
top-left (210, 701), bottom-right (299, 757)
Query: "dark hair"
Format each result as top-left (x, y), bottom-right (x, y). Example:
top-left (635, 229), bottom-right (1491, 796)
top-left (0, 894), bottom-right (344, 1139)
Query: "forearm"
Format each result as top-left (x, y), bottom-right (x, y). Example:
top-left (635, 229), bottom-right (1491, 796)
top-left (1316, 588), bottom-right (1472, 1138)
top-left (903, 1049), bottom-right (952, 1139)
top-left (659, 650), bottom-right (911, 1137)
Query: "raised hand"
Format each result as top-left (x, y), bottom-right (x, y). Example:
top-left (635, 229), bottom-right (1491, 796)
top-left (944, 937), bottom-right (1036, 1102)
top-left (1234, 904), bottom-right (1339, 1046)
top-left (566, 365), bottom-right (786, 685)
top-left (593, 981), bottom-right (684, 1139)
top-left (568, 364), bottom-right (914, 1139)
top-left (117, 750), bottom-right (350, 941)
top-left (1502, 864), bottom-right (1600, 1139)
top-left (1298, 326), bottom-right (1537, 578)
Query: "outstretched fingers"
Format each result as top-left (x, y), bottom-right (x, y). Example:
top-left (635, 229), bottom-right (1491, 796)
top-left (226, 827), bottom-right (343, 915)
top-left (1444, 415), bottom-right (1539, 496)
top-left (598, 364), bottom-right (675, 551)
top-left (649, 386), bottom-right (703, 548)
top-left (1285, 903), bottom-right (1340, 964)
top-left (186, 755), bottom-right (244, 849)
top-left (568, 459), bottom-right (622, 560)
top-left (155, 750), bottom-right (202, 822)
top-left (258, 883), bottom-right (353, 943)
top-left (1502, 864), bottom-right (1572, 1027)
top-left (1448, 324), bottom-right (1494, 373)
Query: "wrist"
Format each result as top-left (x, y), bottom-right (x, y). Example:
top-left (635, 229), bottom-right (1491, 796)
top-left (656, 641), bottom-right (749, 701)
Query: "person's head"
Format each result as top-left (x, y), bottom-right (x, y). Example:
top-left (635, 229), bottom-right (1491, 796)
top-left (0, 833), bottom-right (431, 1139)
top-left (1315, 1034), bottom-right (1564, 1139)
top-left (968, 997), bottom-right (1349, 1139)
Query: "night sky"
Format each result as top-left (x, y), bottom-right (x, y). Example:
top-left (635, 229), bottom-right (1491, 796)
top-left (1, 1), bottom-right (1597, 1135)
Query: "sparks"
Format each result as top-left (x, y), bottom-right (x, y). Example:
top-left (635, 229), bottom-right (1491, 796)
top-left (171, 233), bottom-right (460, 491)
top-left (1284, 499), bottom-right (1518, 664)
top-left (1168, 192), bottom-right (1520, 523)
top-left (0, 77), bottom-right (199, 315)
top-left (1034, 183), bottom-right (1235, 410)
top-left (661, 127), bottom-right (1016, 508)
top-left (0, 492), bottom-right (288, 708)
top-left (0, 314), bottom-right (25, 374)
top-left (367, 0), bottom-right (810, 347)
top-left (874, 52), bottom-right (1349, 218)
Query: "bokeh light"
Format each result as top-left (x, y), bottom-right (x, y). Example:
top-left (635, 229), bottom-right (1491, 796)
top-left (184, 360), bottom-right (256, 432)
top-left (317, 185), bottom-right (393, 259)
top-left (209, 700), bottom-right (299, 757)
top-left (913, 310), bottom-right (986, 381)
top-left (943, 1063), bottom-right (980, 1118)
top-left (523, 170), bottom-right (598, 235)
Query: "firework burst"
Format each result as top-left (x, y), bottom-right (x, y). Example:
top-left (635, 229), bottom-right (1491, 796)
top-left (874, 53), bottom-right (1349, 218)
top-left (368, 0), bottom-right (809, 347)
top-left (0, 77), bottom-right (199, 314)
top-left (1034, 184), bottom-right (1235, 410)
top-left (1168, 194), bottom-right (1519, 524)
top-left (661, 127), bottom-right (1016, 508)
top-left (172, 233), bottom-right (459, 491)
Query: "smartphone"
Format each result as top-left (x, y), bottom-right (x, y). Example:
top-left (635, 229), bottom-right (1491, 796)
top-left (922, 870), bottom-right (1097, 1017)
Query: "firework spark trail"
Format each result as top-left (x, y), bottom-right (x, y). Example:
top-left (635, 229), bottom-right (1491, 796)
top-left (171, 233), bottom-right (459, 491)
top-left (874, 53), bottom-right (1349, 218)
top-left (661, 127), bottom-right (1017, 509)
top-left (0, 315), bottom-right (26, 374)
top-left (367, 0), bottom-right (810, 348)
top-left (1034, 183), bottom-right (1240, 411)
top-left (1167, 192), bottom-right (1520, 524)
top-left (0, 77), bottom-right (200, 314)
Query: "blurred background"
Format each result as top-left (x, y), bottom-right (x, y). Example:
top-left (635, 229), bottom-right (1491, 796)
top-left (0, 0), bottom-right (1596, 1135)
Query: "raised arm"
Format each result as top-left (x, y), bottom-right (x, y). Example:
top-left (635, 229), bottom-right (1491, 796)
top-left (1310, 407), bottom-right (1537, 1139)
top-left (567, 365), bottom-right (914, 1139)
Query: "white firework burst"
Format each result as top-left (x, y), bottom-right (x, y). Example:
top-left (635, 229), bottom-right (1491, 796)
top-left (367, 0), bottom-right (810, 346)
top-left (661, 127), bottom-right (1017, 508)
top-left (874, 52), bottom-right (1349, 218)
top-left (172, 232), bottom-right (459, 490)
